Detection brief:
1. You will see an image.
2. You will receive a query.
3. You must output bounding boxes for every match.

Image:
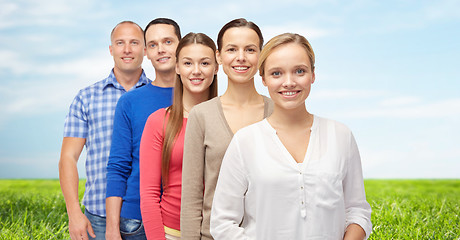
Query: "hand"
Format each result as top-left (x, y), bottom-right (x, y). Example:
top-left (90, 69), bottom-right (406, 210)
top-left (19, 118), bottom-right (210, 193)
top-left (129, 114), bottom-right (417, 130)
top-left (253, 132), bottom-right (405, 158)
top-left (105, 228), bottom-right (123, 240)
top-left (68, 211), bottom-right (96, 240)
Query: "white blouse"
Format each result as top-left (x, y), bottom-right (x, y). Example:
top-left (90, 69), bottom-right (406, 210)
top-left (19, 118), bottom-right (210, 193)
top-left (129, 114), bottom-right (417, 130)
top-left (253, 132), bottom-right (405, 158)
top-left (210, 116), bottom-right (372, 240)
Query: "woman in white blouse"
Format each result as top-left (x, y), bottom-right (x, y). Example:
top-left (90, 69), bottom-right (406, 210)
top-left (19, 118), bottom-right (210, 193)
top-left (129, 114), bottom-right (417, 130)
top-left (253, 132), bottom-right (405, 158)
top-left (210, 33), bottom-right (372, 240)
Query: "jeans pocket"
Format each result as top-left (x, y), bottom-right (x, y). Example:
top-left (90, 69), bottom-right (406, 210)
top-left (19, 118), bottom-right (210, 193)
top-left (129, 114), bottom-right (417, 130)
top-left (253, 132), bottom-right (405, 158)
top-left (119, 217), bottom-right (143, 235)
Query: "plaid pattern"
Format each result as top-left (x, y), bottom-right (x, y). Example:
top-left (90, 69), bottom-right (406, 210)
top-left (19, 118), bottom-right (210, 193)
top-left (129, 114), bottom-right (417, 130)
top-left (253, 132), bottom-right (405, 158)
top-left (63, 70), bottom-right (150, 216)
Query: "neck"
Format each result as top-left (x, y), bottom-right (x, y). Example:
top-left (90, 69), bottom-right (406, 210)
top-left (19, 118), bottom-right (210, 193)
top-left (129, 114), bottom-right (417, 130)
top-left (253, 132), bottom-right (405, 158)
top-left (221, 77), bottom-right (261, 106)
top-left (269, 104), bottom-right (312, 129)
top-left (182, 89), bottom-right (209, 115)
top-left (113, 67), bottom-right (142, 91)
top-left (152, 69), bottom-right (176, 88)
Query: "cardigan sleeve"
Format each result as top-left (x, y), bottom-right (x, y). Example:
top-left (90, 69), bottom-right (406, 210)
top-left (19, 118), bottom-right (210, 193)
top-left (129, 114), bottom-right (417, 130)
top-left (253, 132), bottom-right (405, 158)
top-left (210, 134), bottom-right (251, 240)
top-left (343, 132), bottom-right (372, 239)
top-left (180, 108), bottom-right (206, 239)
top-left (140, 109), bottom-right (167, 239)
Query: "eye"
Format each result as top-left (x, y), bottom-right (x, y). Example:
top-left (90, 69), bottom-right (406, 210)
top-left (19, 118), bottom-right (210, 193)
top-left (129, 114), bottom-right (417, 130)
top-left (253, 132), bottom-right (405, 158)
top-left (165, 40), bottom-right (172, 45)
top-left (116, 41), bottom-right (124, 46)
top-left (131, 41), bottom-right (139, 45)
top-left (184, 61), bottom-right (192, 66)
top-left (201, 61), bottom-right (210, 66)
top-left (149, 43), bottom-right (156, 48)
top-left (227, 47), bottom-right (236, 52)
top-left (295, 68), bottom-right (305, 75)
top-left (246, 48), bottom-right (256, 53)
top-left (271, 71), bottom-right (281, 77)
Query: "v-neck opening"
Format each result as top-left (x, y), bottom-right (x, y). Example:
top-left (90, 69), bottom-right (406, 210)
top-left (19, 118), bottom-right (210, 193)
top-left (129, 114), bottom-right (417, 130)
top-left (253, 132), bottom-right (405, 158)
top-left (263, 116), bottom-right (316, 169)
top-left (217, 96), bottom-right (269, 137)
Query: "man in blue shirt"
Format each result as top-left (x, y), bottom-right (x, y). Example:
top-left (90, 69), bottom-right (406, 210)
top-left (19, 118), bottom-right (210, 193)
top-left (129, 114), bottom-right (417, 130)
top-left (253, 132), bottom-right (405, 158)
top-left (105, 18), bottom-right (181, 239)
top-left (59, 21), bottom-right (149, 240)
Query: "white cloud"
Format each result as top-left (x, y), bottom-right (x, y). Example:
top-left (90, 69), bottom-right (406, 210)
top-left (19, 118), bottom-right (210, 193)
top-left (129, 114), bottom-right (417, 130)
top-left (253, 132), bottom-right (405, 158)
top-left (379, 96), bottom-right (421, 107)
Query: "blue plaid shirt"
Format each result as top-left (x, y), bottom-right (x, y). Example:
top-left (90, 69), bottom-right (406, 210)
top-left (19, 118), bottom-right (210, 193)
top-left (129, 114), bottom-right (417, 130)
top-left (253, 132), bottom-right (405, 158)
top-left (63, 69), bottom-right (150, 217)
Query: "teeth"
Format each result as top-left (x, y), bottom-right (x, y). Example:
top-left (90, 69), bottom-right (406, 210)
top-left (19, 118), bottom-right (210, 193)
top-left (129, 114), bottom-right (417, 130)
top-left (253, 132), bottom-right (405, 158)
top-left (191, 79), bottom-right (202, 83)
top-left (282, 91), bottom-right (297, 96)
top-left (158, 57), bottom-right (169, 61)
top-left (123, 58), bottom-right (133, 60)
top-left (234, 66), bottom-right (248, 71)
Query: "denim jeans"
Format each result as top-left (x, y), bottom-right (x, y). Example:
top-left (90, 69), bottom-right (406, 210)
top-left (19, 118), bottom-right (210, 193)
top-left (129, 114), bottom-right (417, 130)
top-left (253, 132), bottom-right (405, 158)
top-left (119, 217), bottom-right (147, 240)
top-left (84, 209), bottom-right (106, 240)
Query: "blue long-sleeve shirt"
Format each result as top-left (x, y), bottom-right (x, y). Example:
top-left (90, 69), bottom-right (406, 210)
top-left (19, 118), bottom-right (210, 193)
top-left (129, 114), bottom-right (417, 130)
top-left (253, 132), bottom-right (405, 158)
top-left (106, 83), bottom-right (173, 220)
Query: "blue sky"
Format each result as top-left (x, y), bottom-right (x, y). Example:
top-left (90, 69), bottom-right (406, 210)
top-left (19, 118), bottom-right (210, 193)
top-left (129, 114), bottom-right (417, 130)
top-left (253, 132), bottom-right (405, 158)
top-left (0, 0), bottom-right (459, 179)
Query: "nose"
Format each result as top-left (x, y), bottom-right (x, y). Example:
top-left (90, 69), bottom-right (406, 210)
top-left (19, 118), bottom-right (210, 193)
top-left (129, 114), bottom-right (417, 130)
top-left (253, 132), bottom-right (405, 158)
top-left (123, 43), bottom-right (132, 53)
top-left (282, 73), bottom-right (296, 88)
top-left (192, 64), bottom-right (201, 75)
top-left (158, 43), bottom-right (165, 53)
top-left (236, 49), bottom-right (246, 62)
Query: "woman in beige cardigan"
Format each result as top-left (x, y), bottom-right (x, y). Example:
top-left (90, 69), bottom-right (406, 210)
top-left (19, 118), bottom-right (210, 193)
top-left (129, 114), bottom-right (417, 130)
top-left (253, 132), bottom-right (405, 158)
top-left (180, 18), bottom-right (273, 239)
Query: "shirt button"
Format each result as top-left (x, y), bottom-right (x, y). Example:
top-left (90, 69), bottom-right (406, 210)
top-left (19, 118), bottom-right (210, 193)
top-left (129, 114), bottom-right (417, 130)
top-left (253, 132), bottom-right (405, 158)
top-left (301, 186), bottom-right (304, 189)
top-left (301, 201), bottom-right (304, 204)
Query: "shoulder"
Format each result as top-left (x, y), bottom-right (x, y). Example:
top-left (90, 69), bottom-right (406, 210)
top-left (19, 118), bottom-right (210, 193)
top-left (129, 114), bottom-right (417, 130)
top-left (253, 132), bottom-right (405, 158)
top-left (192, 97), bottom-right (219, 112)
top-left (188, 97), bottom-right (220, 119)
top-left (315, 115), bottom-right (353, 138)
top-left (234, 120), bottom-right (266, 141)
top-left (145, 108), bottom-right (168, 128)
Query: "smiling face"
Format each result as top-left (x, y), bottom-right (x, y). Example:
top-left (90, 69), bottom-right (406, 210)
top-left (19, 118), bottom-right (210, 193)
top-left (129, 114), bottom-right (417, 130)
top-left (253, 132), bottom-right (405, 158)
top-left (216, 27), bottom-right (260, 84)
top-left (145, 24), bottom-right (180, 73)
top-left (109, 23), bottom-right (145, 74)
top-left (262, 42), bottom-right (315, 111)
top-left (176, 43), bottom-right (218, 96)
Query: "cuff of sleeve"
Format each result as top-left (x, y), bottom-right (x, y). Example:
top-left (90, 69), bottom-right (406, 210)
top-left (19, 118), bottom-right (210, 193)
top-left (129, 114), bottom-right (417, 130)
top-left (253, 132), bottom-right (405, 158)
top-left (106, 180), bottom-right (127, 197)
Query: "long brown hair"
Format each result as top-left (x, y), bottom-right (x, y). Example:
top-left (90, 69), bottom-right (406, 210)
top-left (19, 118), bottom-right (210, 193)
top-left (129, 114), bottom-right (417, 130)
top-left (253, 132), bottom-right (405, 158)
top-left (161, 32), bottom-right (218, 189)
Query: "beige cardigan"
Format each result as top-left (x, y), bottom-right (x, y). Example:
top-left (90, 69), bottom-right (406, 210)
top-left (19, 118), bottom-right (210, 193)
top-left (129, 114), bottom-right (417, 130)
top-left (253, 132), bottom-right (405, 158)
top-left (180, 96), bottom-right (273, 239)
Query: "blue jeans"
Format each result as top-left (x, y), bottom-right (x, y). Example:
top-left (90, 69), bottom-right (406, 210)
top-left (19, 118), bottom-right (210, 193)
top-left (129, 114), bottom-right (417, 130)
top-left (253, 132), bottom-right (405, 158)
top-left (119, 217), bottom-right (147, 240)
top-left (84, 209), bottom-right (106, 240)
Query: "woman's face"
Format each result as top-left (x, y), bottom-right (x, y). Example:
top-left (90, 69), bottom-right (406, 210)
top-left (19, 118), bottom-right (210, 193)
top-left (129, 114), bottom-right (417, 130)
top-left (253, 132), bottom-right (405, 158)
top-left (176, 43), bottom-right (218, 95)
top-left (262, 43), bottom-right (315, 111)
top-left (217, 27), bottom-right (260, 84)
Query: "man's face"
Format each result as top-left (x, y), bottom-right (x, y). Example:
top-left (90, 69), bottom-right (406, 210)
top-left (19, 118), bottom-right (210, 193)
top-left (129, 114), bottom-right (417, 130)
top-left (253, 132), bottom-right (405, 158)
top-left (145, 24), bottom-right (179, 73)
top-left (109, 23), bottom-right (146, 74)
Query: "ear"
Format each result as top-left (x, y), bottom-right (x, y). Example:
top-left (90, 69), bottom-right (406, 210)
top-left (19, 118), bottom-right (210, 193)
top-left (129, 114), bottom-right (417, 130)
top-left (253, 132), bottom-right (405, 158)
top-left (214, 64), bottom-right (219, 75)
top-left (175, 63), bottom-right (180, 75)
top-left (143, 46), bottom-right (147, 56)
top-left (311, 69), bottom-right (315, 84)
top-left (109, 45), bottom-right (113, 56)
top-left (262, 76), bottom-right (267, 87)
top-left (216, 50), bottom-right (222, 65)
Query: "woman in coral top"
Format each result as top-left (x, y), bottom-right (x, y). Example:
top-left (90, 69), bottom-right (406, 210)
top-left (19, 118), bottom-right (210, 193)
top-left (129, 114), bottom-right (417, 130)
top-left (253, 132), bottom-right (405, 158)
top-left (139, 32), bottom-right (218, 240)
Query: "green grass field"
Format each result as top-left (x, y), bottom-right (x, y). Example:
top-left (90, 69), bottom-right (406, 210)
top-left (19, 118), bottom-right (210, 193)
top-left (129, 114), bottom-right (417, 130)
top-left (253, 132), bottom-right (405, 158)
top-left (0, 179), bottom-right (458, 239)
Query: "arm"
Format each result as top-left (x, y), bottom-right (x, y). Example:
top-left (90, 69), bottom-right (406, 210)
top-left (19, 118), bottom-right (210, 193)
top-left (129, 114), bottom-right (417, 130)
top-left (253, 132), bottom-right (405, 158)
top-left (210, 135), bottom-right (250, 239)
top-left (180, 109), bottom-right (205, 238)
top-left (106, 98), bottom-right (133, 239)
top-left (140, 111), bottom-right (167, 239)
top-left (59, 137), bottom-right (96, 240)
top-left (342, 133), bottom-right (372, 240)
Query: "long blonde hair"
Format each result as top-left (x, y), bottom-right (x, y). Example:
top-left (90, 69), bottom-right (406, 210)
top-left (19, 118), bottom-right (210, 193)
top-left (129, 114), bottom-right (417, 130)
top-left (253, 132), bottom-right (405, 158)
top-left (161, 32), bottom-right (218, 189)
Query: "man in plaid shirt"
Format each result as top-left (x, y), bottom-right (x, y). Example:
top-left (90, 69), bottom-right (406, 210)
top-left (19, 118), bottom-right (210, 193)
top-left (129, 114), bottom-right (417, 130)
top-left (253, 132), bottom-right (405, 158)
top-left (59, 21), bottom-right (150, 240)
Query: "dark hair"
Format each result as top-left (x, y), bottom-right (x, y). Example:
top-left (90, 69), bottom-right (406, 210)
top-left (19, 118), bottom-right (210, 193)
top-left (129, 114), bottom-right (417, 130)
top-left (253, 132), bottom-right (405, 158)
top-left (144, 18), bottom-right (181, 44)
top-left (110, 21), bottom-right (143, 42)
top-left (217, 18), bottom-right (263, 51)
top-left (161, 32), bottom-right (218, 189)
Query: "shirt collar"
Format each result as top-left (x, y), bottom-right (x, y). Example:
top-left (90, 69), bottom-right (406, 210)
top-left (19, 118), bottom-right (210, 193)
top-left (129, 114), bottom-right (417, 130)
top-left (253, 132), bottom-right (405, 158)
top-left (103, 69), bottom-right (151, 90)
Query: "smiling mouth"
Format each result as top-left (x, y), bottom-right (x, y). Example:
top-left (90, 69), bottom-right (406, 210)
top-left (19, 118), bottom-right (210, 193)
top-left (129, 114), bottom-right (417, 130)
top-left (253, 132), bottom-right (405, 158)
top-left (190, 78), bottom-right (203, 84)
top-left (232, 66), bottom-right (249, 72)
top-left (122, 57), bottom-right (134, 62)
top-left (157, 57), bottom-right (170, 62)
top-left (280, 91), bottom-right (300, 96)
